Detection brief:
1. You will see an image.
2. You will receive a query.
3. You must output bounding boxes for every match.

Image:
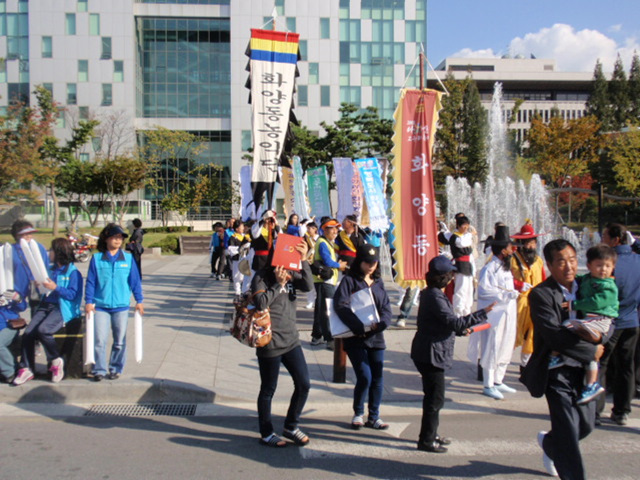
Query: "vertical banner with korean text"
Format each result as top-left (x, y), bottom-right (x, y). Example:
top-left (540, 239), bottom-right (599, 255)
top-left (333, 157), bottom-right (355, 222)
top-left (239, 165), bottom-right (256, 221)
top-left (292, 156), bottom-right (310, 219)
top-left (355, 158), bottom-right (389, 232)
top-left (280, 166), bottom-right (295, 220)
top-left (390, 89), bottom-right (442, 288)
top-left (307, 166), bottom-right (332, 220)
top-left (248, 28), bottom-right (300, 215)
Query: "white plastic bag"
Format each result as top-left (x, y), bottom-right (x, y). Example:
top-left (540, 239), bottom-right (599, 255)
top-left (84, 311), bottom-right (95, 365)
top-left (135, 311), bottom-right (143, 363)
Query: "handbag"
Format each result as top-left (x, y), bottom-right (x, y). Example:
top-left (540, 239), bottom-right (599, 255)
top-left (7, 318), bottom-right (27, 330)
top-left (230, 290), bottom-right (272, 348)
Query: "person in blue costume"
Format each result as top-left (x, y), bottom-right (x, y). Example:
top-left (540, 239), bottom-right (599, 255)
top-left (0, 234), bottom-right (30, 384)
top-left (11, 220), bottom-right (50, 315)
top-left (85, 224), bottom-right (144, 382)
top-left (13, 237), bottom-right (83, 385)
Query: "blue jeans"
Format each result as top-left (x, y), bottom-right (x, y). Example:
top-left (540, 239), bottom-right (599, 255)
top-left (93, 309), bottom-right (129, 376)
top-left (0, 326), bottom-right (18, 378)
top-left (345, 345), bottom-right (385, 420)
top-left (257, 346), bottom-right (310, 438)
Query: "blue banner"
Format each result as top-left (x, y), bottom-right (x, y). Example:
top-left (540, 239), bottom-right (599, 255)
top-left (355, 158), bottom-right (389, 232)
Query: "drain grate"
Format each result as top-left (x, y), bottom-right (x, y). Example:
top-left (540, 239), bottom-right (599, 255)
top-left (85, 403), bottom-right (197, 417)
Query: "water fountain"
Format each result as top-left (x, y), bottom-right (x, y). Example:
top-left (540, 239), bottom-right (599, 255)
top-left (445, 82), bottom-right (554, 258)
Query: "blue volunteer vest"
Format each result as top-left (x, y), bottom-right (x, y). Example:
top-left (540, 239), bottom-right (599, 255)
top-left (92, 251), bottom-right (134, 309)
top-left (57, 263), bottom-right (82, 323)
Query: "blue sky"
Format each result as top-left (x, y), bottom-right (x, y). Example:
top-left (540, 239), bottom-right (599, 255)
top-left (426, 0), bottom-right (640, 72)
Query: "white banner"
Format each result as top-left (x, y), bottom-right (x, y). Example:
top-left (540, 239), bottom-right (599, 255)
top-left (333, 158), bottom-right (354, 222)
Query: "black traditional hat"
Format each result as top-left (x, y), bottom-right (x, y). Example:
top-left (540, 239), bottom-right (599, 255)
top-left (490, 225), bottom-right (512, 247)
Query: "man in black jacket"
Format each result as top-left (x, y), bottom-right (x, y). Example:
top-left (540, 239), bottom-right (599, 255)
top-left (521, 239), bottom-right (607, 480)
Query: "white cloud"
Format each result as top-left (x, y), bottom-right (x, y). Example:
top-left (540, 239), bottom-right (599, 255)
top-left (609, 24), bottom-right (623, 33)
top-left (452, 24), bottom-right (640, 73)
top-left (509, 24), bottom-right (640, 72)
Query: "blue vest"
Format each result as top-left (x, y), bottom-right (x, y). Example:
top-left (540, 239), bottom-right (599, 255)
top-left (92, 251), bottom-right (134, 309)
top-left (57, 264), bottom-right (82, 323)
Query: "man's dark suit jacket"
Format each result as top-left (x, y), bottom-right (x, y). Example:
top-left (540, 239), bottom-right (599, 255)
top-left (520, 277), bottom-right (601, 398)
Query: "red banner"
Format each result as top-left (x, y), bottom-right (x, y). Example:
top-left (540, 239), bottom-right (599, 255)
top-left (391, 89), bottom-right (442, 287)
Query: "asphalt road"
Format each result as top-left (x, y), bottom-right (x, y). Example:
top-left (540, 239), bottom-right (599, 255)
top-left (1, 401), bottom-right (638, 480)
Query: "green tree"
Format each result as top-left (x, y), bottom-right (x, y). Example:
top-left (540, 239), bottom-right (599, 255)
top-left (609, 55), bottom-right (630, 130)
top-left (608, 129), bottom-right (640, 196)
top-left (628, 52), bottom-right (640, 123)
top-left (57, 158), bottom-right (109, 227)
top-left (460, 79), bottom-right (488, 184)
top-left (0, 87), bottom-right (56, 203)
top-left (433, 73), bottom-right (465, 186)
top-left (100, 155), bottom-right (148, 225)
top-left (523, 114), bottom-right (605, 187)
top-left (586, 60), bottom-right (613, 131)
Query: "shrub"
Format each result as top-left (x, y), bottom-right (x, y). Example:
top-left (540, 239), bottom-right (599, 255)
top-left (144, 226), bottom-right (191, 234)
top-left (149, 235), bottom-right (179, 254)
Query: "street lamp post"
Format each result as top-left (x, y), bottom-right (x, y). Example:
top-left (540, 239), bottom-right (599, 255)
top-left (566, 175), bottom-right (572, 225)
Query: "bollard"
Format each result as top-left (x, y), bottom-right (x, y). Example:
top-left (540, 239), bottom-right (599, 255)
top-left (332, 338), bottom-right (347, 383)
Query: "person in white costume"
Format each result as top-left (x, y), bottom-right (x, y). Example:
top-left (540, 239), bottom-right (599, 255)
top-left (438, 216), bottom-right (475, 316)
top-left (468, 225), bottom-right (519, 400)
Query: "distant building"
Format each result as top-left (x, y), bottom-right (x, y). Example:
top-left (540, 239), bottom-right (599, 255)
top-left (429, 57), bottom-right (596, 144)
top-left (0, 0), bottom-right (427, 222)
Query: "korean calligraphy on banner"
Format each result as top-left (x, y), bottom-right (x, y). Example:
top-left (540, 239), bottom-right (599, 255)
top-left (247, 28), bottom-right (300, 215)
top-left (390, 89), bottom-right (442, 288)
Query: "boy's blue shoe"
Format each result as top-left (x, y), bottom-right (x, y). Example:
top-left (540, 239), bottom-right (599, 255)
top-left (576, 382), bottom-right (605, 405)
top-left (548, 355), bottom-right (564, 369)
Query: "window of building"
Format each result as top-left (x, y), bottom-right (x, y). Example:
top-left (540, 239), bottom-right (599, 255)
top-left (8, 82), bottom-right (29, 105)
top-left (137, 17), bottom-right (231, 118)
top-left (78, 60), bottom-right (88, 82)
top-left (241, 130), bottom-right (252, 151)
top-left (78, 0), bottom-right (88, 12)
top-left (67, 83), bottom-right (77, 105)
top-left (320, 18), bottom-right (330, 39)
top-left (56, 107), bottom-right (66, 128)
top-left (274, 0), bottom-right (284, 15)
top-left (286, 17), bottom-right (296, 33)
top-left (339, 63), bottom-right (349, 86)
top-left (308, 63), bottom-right (319, 84)
top-left (297, 85), bottom-right (307, 107)
top-left (101, 37), bottom-right (112, 59)
top-left (298, 39), bottom-right (307, 61)
top-left (41, 36), bottom-right (52, 58)
top-left (66, 13), bottom-right (76, 35)
top-left (43, 83), bottom-right (53, 96)
top-left (339, 0), bottom-right (350, 18)
top-left (340, 86), bottom-right (361, 106)
top-left (79, 153), bottom-right (90, 162)
top-left (79, 106), bottom-right (89, 119)
top-left (89, 14), bottom-right (100, 35)
top-left (113, 60), bottom-right (124, 82)
top-left (102, 83), bottom-right (112, 106)
top-left (18, 0), bottom-right (27, 13)
top-left (320, 85), bottom-right (330, 106)
top-left (0, 60), bottom-right (5, 83)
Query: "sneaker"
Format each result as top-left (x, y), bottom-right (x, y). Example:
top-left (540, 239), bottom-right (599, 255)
top-left (107, 371), bottom-right (120, 380)
top-left (576, 382), bottom-right (605, 405)
top-left (495, 383), bottom-right (516, 394)
top-left (351, 414), bottom-right (365, 430)
top-left (610, 412), bottom-right (628, 426)
top-left (326, 340), bottom-right (335, 351)
top-left (305, 302), bottom-right (314, 310)
top-left (12, 368), bottom-right (34, 386)
top-left (396, 318), bottom-right (406, 328)
top-left (310, 337), bottom-right (325, 346)
top-left (482, 386), bottom-right (504, 400)
top-left (209, 273), bottom-right (215, 278)
top-left (49, 358), bottom-right (64, 383)
top-left (548, 355), bottom-right (564, 369)
top-left (537, 431), bottom-right (558, 477)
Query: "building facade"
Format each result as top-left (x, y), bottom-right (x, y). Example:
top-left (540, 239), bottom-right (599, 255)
top-left (430, 57), bottom-right (595, 144)
top-left (0, 0), bottom-right (427, 220)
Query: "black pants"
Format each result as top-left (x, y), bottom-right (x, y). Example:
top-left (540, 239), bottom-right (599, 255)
top-left (543, 366), bottom-right (595, 480)
top-left (20, 303), bottom-right (64, 370)
top-left (210, 247), bottom-right (223, 274)
top-left (312, 282), bottom-right (335, 341)
top-left (257, 346), bottom-right (310, 438)
top-left (597, 327), bottom-right (639, 416)
top-left (414, 361), bottom-right (445, 444)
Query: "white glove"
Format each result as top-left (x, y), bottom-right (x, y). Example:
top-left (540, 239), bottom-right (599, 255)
top-left (521, 283), bottom-right (533, 292)
top-left (438, 221), bottom-right (449, 233)
top-left (508, 290), bottom-right (520, 300)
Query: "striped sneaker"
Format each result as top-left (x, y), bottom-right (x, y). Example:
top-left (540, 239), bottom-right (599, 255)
top-left (49, 358), bottom-right (64, 383)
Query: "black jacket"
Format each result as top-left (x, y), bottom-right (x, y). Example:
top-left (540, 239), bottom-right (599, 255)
top-left (520, 277), bottom-right (612, 398)
top-left (251, 262), bottom-right (313, 358)
top-left (411, 287), bottom-right (486, 369)
top-left (334, 275), bottom-right (392, 350)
